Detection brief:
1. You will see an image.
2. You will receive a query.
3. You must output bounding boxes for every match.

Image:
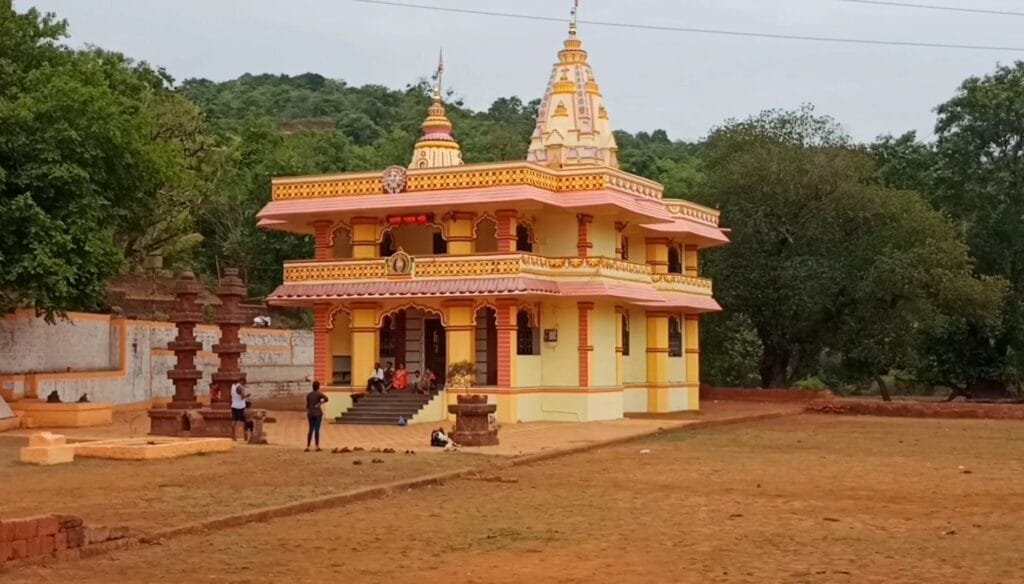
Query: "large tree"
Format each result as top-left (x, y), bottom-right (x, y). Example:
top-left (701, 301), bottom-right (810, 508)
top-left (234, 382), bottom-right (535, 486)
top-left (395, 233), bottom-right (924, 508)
top-left (0, 5), bottom-right (187, 318)
top-left (696, 107), bottom-right (1003, 388)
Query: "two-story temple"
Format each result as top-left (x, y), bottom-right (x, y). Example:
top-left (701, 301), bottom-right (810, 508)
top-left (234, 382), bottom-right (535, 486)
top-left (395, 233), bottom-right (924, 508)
top-left (259, 20), bottom-right (729, 423)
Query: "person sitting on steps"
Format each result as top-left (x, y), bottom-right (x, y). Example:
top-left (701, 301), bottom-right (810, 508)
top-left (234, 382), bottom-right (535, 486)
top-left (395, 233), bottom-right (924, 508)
top-left (367, 362), bottom-right (385, 394)
top-left (393, 363), bottom-right (409, 391)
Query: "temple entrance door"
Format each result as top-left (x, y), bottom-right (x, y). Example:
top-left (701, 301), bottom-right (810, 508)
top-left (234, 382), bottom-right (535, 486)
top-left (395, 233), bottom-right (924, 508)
top-left (424, 318), bottom-right (446, 385)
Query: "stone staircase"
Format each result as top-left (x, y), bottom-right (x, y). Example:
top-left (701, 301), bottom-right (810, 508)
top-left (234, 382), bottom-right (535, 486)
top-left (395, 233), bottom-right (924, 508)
top-left (334, 391), bottom-right (440, 425)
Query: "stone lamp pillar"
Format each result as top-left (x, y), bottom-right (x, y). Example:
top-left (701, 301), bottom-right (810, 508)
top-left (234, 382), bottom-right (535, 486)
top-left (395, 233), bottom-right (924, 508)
top-left (211, 268), bottom-right (247, 409)
top-left (149, 272), bottom-right (204, 436)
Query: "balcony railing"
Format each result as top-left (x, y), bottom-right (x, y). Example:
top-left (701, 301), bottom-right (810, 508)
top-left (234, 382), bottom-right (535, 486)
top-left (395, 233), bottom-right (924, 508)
top-left (283, 253), bottom-right (713, 296)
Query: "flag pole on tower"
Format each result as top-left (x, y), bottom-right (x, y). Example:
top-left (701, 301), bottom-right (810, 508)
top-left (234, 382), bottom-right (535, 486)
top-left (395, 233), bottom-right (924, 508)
top-left (569, 0), bottom-right (579, 35)
top-left (432, 48), bottom-right (444, 101)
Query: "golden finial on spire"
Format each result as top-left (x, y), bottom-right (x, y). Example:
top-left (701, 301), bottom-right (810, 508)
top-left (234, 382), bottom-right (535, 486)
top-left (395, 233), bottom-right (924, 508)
top-left (432, 48), bottom-right (444, 102)
top-left (569, 0), bottom-right (579, 36)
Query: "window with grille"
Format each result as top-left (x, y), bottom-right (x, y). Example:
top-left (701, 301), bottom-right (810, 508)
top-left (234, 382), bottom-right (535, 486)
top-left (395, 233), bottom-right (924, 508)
top-left (517, 310), bottom-right (539, 355)
top-left (668, 316), bottom-right (683, 357)
top-left (380, 315), bottom-right (396, 358)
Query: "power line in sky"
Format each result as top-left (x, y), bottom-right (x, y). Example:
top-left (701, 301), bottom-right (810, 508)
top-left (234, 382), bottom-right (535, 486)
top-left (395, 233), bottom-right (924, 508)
top-left (840, 0), bottom-right (1024, 18)
top-left (352, 0), bottom-right (1024, 53)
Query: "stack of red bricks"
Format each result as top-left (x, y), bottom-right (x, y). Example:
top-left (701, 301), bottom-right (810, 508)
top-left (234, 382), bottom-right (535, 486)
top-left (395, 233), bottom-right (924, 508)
top-left (0, 514), bottom-right (132, 566)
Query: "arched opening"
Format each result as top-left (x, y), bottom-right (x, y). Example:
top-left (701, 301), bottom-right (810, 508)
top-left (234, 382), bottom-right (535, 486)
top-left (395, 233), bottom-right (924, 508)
top-left (333, 226), bottom-right (353, 259)
top-left (516, 224), bottom-right (533, 253)
top-left (475, 217), bottom-right (498, 253)
top-left (667, 245), bottom-right (683, 274)
top-left (381, 224), bottom-right (444, 257)
top-left (374, 307), bottom-right (446, 389)
top-left (621, 313), bottom-right (630, 356)
top-left (668, 316), bottom-right (683, 357)
top-left (517, 309), bottom-right (540, 355)
top-left (474, 307), bottom-right (498, 386)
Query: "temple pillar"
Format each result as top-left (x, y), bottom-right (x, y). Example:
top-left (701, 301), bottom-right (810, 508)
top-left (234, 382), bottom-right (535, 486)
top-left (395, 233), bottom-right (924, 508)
top-left (646, 311), bottom-right (670, 413)
top-left (496, 210), bottom-right (517, 253)
top-left (312, 220), bottom-right (333, 261)
top-left (495, 297), bottom-right (518, 424)
top-left (444, 300), bottom-right (476, 368)
top-left (446, 211), bottom-right (476, 255)
top-left (312, 303), bottom-right (332, 384)
top-left (577, 214), bottom-right (593, 258)
top-left (578, 302), bottom-right (593, 387)
top-left (350, 303), bottom-right (380, 388)
top-left (351, 217), bottom-right (380, 259)
top-left (684, 244), bottom-right (699, 277)
top-left (614, 305), bottom-right (624, 387)
top-left (646, 238), bottom-right (669, 275)
top-left (685, 314), bottom-right (700, 386)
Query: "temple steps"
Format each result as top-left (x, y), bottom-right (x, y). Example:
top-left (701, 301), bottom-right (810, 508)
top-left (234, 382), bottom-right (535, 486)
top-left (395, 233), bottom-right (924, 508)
top-left (335, 391), bottom-right (440, 426)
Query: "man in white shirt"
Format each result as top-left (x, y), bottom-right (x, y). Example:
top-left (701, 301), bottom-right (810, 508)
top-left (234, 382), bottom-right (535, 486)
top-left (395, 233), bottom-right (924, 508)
top-left (367, 362), bottom-right (385, 393)
top-left (230, 381), bottom-right (250, 441)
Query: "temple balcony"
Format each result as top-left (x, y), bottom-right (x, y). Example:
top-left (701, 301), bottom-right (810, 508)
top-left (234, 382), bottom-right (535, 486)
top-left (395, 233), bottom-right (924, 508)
top-left (269, 253), bottom-right (718, 312)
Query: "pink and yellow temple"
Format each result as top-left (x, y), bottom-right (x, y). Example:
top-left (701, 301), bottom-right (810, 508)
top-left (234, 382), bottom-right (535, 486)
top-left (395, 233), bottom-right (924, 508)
top-left (259, 20), bottom-right (729, 423)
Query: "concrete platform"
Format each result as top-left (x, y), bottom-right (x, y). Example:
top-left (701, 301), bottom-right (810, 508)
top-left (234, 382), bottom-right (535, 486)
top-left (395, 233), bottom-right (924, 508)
top-left (12, 400), bottom-right (114, 428)
top-left (74, 437), bottom-right (234, 460)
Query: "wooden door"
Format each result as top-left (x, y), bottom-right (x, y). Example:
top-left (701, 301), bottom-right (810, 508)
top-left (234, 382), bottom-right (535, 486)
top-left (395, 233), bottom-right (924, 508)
top-left (424, 318), bottom-right (446, 384)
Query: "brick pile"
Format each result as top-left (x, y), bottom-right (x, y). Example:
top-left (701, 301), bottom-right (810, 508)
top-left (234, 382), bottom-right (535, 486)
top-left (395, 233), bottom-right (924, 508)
top-left (0, 514), bottom-right (133, 567)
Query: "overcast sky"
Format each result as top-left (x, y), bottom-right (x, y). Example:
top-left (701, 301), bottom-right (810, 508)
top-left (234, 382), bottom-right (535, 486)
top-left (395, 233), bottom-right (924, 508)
top-left (19, 0), bottom-right (1024, 143)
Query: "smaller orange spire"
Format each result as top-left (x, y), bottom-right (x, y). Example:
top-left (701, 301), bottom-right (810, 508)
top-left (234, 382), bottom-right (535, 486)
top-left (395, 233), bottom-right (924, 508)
top-left (409, 50), bottom-right (463, 169)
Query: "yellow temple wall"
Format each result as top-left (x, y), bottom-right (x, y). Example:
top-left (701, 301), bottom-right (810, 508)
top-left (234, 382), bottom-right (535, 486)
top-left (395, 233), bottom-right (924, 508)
top-left (539, 298), bottom-right (580, 386)
top-left (590, 302), bottom-right (617, 387)
top-left (622, 308), bottom-right (648, 384)
top-left (331, 312), bottom-right (352, 356)
top-left (626, 234), bottom-right (647, 264)
top-left (515, 356), bottom-right (543, 387)
top-left (589, 217), bottom-right (617, 257)
top-left (623, 386), bottom-right (648, 413)
top-left (668, 350), bottom-right (685, 384)
top-left (535, 212), bottom-right (579, 257)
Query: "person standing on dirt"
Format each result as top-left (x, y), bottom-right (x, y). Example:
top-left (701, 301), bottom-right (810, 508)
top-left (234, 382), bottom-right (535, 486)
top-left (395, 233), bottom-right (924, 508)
top-left (230, 381), bottom-right (250, 441)
top-left (305, 380), bottom-right (329, 452)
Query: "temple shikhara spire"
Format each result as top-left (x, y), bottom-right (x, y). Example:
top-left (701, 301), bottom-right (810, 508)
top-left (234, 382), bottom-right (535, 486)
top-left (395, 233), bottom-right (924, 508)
top-left (526, 0), bottom-right (619, 168)
top-left (409, 49), bottom-right (463, 169)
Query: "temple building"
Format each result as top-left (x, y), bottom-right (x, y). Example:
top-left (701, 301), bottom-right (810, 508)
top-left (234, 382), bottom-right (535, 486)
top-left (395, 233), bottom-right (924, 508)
top-left (258, 19), bottom-right (729, 423)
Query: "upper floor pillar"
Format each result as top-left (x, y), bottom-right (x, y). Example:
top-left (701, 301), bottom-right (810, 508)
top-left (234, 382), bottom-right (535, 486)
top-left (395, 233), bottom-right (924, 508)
top-left (684, 244), bottom-right (699, 277)
top-left (312, 220), bottom-right (334, 261)
top-left (645, 237), bottom-right (669, 275)
top-left (576, 214), bottom-right (593, 258)
top-left (351, 217), bottom-right (380, 259)
top-left (496, 210), bottom-right (517, 253)
top-left (445, 211), bottom-right (476, 255)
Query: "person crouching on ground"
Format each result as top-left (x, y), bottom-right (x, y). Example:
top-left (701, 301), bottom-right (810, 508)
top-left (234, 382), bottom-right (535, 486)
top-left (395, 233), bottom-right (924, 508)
top-left (230, 381), bottom-right (251, 441)
top-left (305, 380), bottom-right (329, 452)
top-left (393, 363), bottom-right (409, 391)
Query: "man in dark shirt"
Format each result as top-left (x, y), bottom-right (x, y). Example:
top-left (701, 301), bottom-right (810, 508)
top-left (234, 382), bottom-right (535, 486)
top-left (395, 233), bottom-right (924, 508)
top-left (305, 380), bottom-right (329, 452)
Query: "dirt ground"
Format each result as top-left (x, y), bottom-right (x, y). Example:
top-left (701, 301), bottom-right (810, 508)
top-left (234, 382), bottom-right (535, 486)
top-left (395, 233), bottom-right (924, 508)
top-left (8, 414), bottom-right (1024, 584)
top-left (0, 439), bottom-right (493, 533)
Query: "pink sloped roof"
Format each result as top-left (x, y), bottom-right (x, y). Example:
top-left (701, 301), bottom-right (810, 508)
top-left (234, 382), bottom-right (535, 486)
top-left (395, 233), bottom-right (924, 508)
top-left (556, 281), bottom-right (665, 303)
top-left (640, 218), bottom-right (731, 248)
top-left (257, 186), bottom-right (673, 229)
top-left (636, 292), bottom-right (722, 313)
top-left (267, 277), bottom-right (560, 302)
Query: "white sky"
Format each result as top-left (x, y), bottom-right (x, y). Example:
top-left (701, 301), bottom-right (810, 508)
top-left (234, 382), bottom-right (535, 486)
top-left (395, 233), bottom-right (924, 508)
top-left (19, 0), bottom-right (1024, 142)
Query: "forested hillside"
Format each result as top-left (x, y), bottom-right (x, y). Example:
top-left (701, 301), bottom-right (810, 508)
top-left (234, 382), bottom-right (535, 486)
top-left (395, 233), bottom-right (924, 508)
top-left (2, 5), bottom-right (1022, 395)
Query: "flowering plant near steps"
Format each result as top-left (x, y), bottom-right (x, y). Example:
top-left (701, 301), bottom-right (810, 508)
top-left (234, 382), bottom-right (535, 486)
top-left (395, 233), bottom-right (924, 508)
top-left (447, 360), bottom-right (476, 393)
